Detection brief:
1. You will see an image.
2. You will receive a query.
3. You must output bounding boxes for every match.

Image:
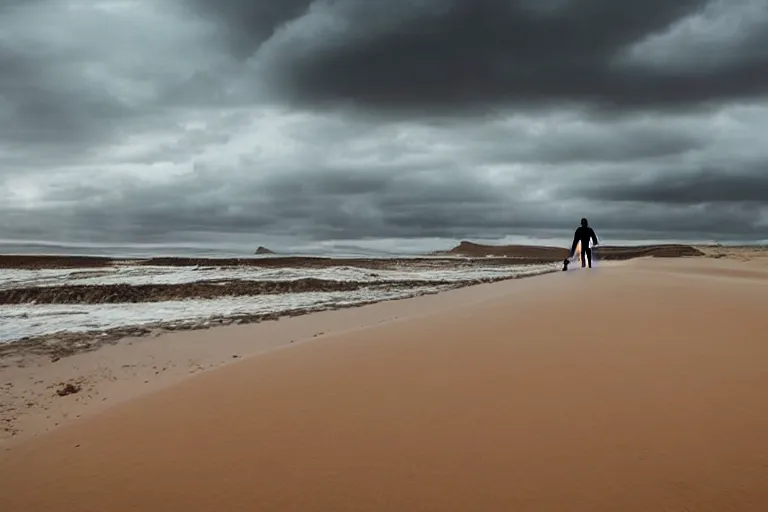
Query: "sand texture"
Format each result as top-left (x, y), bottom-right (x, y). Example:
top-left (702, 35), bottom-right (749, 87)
top-left (2, 256), bottom-right (768, 511)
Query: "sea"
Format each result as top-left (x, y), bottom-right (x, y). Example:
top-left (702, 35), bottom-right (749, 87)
top-left (0, 243), bottom-right (560, 343)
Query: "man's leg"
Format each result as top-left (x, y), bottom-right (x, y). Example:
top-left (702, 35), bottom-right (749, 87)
top-left (580, 247), bottom-right (586, 268)
top-left (585, 248), bottom-right (592, 268)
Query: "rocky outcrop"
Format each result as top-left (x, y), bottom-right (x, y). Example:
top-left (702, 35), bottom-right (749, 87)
top-left (438, 241), bottom-right (568, 260)
top-left (255, 246), bottom-right (275, 255)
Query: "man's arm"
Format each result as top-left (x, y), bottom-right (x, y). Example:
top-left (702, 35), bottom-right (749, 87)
top-left (590, 228), bottom-right (598, 246)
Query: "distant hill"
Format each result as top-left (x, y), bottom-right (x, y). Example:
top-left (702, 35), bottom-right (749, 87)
top-left (434, 241), bottom-right (704, 261)
top-left (255, 246), bottom-right (275, 255)
top-left (435, 241), bottom-right (567, 259)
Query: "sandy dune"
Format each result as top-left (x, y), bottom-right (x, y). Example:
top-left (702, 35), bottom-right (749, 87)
top-left (2, 257), bottom-right (768, 511)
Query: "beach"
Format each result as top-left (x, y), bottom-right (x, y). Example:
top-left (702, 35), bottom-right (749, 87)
top-left (2, 253), bottom-right (768, 510)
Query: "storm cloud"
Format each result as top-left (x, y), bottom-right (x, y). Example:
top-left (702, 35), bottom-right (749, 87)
top-left (248, 0), bottom-right (768, 112)
top-left (1, 0), bottom-right (767, 253)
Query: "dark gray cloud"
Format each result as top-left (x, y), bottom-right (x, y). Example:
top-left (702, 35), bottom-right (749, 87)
top-left (0, 46), bottom-right (131, 151)
top-left (579, 166), bottom-right (768, 204)
top-left (475, 117), bottom-right (707, 165)
top-left (0, 1), bottom-right (243, 164)
top-left (1, 0), bottom-right (767, 252)
top-left (189, 0), bottom-right (314, 59)
top-left (4, 142), bottom-right (765, 245)
top-left (242, 0), bottom-right (768, 112)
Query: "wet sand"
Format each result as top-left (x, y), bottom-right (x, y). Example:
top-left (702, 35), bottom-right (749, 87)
top-left (2, 257), bottom-right (768, 511)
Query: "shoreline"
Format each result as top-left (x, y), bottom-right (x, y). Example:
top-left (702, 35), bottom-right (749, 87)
top-left (0, 241), bottom-right (720, 269)
top-left (1, 256), bottom-right (562, 348)
top-left (0, 267), bottom-right (562, 446)
top-left (1, 268), bottom-right (561, 360)
top-left (1, 284), bottom-right (454, 364)
top-left (2, 256), bottom-right (768, 510)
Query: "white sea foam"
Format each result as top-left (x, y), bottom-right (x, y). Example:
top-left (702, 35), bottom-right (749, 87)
top-left (0, 285), bottom-right (453, 343)
top-left (0, 263), bottom-right (559, 343)
top-left (0, 263), bottom-right (556, 289)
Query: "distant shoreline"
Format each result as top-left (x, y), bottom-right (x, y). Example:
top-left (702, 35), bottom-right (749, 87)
top-left (0, 242), bottom-right (712, 269)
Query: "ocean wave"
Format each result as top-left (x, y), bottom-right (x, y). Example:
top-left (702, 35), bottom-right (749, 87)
top-left (1, 285), bottom-right (454, 343)
top-left (0, 263), bottom-right (557, 290)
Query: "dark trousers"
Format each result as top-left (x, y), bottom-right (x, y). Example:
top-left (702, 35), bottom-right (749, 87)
top-left (581, 247), bottom-right (592, 268)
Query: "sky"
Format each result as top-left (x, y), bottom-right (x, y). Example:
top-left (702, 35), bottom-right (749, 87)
top-left (1, 0), bottom-right (767, 254)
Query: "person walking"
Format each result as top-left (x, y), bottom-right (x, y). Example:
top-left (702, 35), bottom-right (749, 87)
top-left (569, 218), bottom-right (599, 269)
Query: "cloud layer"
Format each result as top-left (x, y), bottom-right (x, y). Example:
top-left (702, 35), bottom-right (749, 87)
top-left (2, 0), bottom-right (767, 252)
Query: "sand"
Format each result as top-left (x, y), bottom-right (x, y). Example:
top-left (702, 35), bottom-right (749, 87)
top-left (0, 272), bottom-right (541, 445)
top-left (2, 256), bottom-right (768, 511)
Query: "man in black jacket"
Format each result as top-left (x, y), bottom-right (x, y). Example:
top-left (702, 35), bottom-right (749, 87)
top-left (568, 218), bottom-right (599, 269)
